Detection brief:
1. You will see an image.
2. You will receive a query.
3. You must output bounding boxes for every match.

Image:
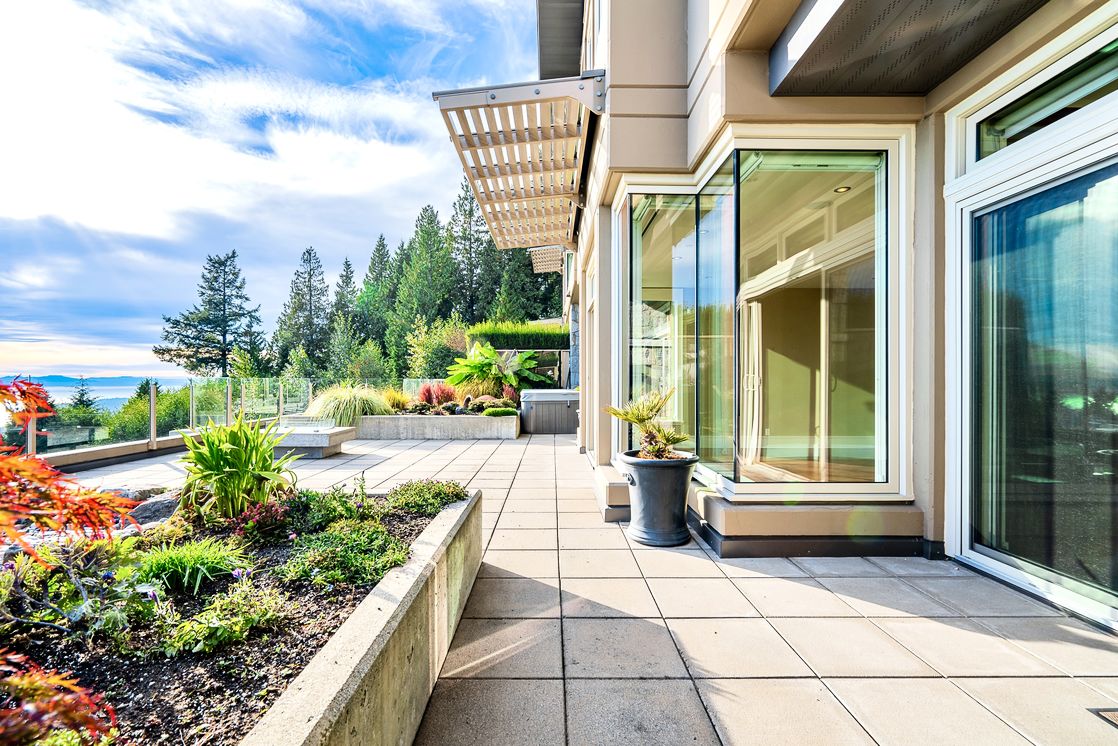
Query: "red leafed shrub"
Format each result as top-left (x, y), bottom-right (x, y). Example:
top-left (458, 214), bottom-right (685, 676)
top-left (231, 500), bottom-right (290, 542)
top-left (0, 648), bottom-right (115, 745)
top-left (0, 379), bottom-right (123, 743)
top-left (502, 385), bottom-right (519, 405)
top-left (418, 382), bottom-right (457, 406)
top-left (0, 380), bottom-right (136, 563)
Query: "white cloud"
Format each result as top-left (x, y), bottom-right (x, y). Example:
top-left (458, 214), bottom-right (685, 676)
top-left (0, 0), bottom-right (537, 376)
top-left (0, 1), bottom-right (464, 241)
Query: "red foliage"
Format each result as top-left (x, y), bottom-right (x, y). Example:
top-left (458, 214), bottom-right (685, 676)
top-left (0, 379), bottom-right (137, 564)
top-left (0, 648), bottom-right (115, 745)
top-left (418, 382), bottom-right (457, 406)
top-left (502, 385), bottom-right (519, 405)
top-left (0, 379), bottom-right (123, 742)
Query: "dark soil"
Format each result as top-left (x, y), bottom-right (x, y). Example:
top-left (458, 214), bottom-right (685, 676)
top-left (8, 498), bottom-right (434, 746)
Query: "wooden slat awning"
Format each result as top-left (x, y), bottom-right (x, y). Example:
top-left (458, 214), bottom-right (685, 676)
top-left (433, 70), bottom-right (605, 252)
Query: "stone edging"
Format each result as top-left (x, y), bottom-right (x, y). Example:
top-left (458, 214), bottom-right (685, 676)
top-left (240, 489), bottom-right (482, 746)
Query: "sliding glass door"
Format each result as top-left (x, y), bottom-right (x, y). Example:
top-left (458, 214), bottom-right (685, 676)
top-left (970, 159), bottom-right (1118, 607)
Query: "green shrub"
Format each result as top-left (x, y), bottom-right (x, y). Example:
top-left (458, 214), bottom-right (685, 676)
top-left (466, 397), bottom-right (517, 413)
top-left (406, 314), bottom-right (468, 379)
top-left (279, 519), bottom-right (408, 585)
top-left (466, 321), bottom-right (569, 350)
top-left (387, 479), bottom-right (469, 516)
top-left (180, 414), bottom-right (299, 518)
top-left (137, 538), bottom-right (249, 594)
top-left (481, 407), bottom-right (517, 417)
top-left (305, 383), bottom-right (392, 425)
top-left (454, 379), bottom-right (503, 399)
top-left (163, 580), bottom-right (286, 655)
top-left (136, 512), bottom-right (193, 550)
top-left (285, 485), bottom-right (382, 534)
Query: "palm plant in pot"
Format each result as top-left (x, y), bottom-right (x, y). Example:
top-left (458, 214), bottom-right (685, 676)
top-left (606, 389), bottom-right (699, 546)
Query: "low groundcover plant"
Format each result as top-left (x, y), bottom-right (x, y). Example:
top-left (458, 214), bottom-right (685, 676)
top-left (137, 537), bottom-right (249, 595)
top-left (386, 480), bottom-right (469, 516)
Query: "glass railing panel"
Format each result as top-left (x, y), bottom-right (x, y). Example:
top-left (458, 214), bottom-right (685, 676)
top-left (154, 377), bottom-right (192, 437)
top-left (238, 377), bottom-right (280, 421)
top-left (192, 377), bottom-right (230, 427)
top-left (282, 378), bottom-right (311, 415)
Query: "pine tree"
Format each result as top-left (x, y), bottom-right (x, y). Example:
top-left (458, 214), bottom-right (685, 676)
top-left (238, 316), bottom-right (273, 376)
top-left (154, 250), bottom-right (262, 376)
top-left (133, 378), bottom-right (160, 398)
top-left (386, 207), bottom-right (456, 377)
top-left (488, 250), bottom-right (534, 322)
top-left (447, 179), bottom-right (492, 323)
top-left (273, 247), bottom-right (331, 371)
top-left (331, 258), bottom-right (357, 324)
top-left (354, 235), bottom-right (395, 345)
top-left (70, 377), bottom-right (99, 409)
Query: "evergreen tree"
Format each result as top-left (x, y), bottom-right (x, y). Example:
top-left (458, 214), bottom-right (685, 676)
top-left (488, 250), bottom-right (534, 322)
top-left (447, 178), bottom-right (495, 323)
top-left (273, 247), bottom-right (331, 371)
top-left (354, 235), bottom-right (395, 345)
top-left (324, 313), bottom-right (360, 384)
top-left (134, 377), bottom-right (160, 398)
top-left (70, 377), bottom-right (99, 409)
top-left (154, 250), bottom-right (262, 376)
top-left (386, 207), bottom-right (456, 377)
top-left (331, 257), bottom-right (357, 324)
top-left (238, 316), bottom-right (273, 376)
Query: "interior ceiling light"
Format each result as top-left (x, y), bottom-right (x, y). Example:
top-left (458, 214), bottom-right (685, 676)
top-left (834, 185), bottom-right (852, 193)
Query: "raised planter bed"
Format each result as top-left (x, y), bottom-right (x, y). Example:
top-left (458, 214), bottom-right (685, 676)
top-left (357, 414), bottom-right (520, 440)
top-left (241, 489), bottom-right (482, 745)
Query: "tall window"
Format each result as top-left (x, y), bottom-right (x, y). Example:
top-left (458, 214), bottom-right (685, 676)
top-left (630, 194), bottom-right (696, 451)
top-left (697, 158), bottom-right (736, 476)
top-left (971, 160), bottom-right (1118, 603)
top-left (736, 151), bottom-right (887, 483)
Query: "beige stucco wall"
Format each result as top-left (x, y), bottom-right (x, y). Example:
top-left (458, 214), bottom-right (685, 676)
top-left (572, 0), bottom-right (1109, 545)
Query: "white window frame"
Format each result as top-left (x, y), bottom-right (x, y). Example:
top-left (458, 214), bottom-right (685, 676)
top-left (944, 4), bottom-right (1118, 631)
top-left (611, 123), bottom-right (914, 504)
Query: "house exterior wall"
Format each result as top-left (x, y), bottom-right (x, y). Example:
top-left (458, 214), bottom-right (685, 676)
top-left (569, 0), bottom-right (1114, 568)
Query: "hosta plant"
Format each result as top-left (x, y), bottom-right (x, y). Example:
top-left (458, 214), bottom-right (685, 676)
top-left (179, 414), bottom-right (298, 519)
top-left (606, 389), bottom-right (689, 459)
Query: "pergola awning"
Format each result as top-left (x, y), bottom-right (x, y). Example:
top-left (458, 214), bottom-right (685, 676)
top-left (432, 70), bottom-right (605, 253)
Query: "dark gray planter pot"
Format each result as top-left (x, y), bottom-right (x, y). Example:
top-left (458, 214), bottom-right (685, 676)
top-left (617, 449), bottom-right (699, 547)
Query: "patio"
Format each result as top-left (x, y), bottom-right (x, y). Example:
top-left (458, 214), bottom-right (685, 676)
top-left (76, 436), bottom-right (1118, 744)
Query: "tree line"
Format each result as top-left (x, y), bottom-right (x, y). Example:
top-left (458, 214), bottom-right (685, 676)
top-left (154, 179), bottom-right (562, 385)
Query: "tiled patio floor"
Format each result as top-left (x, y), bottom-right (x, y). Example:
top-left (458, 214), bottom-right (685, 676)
top-left (75, 436), bottom-right (1118, 744)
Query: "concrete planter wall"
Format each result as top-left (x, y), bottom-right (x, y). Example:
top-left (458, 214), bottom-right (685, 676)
top-left (357, 414), bottom-right (520, 440)
top-left (241, 490), bottom-right (482, 746)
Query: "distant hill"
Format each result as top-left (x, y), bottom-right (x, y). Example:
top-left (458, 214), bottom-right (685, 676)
top-left (1, 375), bottom-right (188, 388)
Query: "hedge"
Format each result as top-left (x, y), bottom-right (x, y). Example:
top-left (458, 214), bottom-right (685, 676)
top-left (466, 321), bottom-right (570, 350)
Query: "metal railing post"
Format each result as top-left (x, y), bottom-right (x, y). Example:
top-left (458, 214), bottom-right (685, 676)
top-left (27, 415), bottom-right (37, 456)
top-left (308, 379), bottom-right (314, 406)
top-left (189, 381), bottom-right (196, 429)
top-left (225, 379), bottom-right (233, 425)
top-left (148, 381), bottom-right (158, 450)
top-left (240, 380), bottom-right (246, 417)
top-left (277, 381), bottom-right (284, 419)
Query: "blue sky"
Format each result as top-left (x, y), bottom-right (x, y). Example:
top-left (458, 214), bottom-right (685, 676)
top-left (0, 0), bottom-right (537, 376)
